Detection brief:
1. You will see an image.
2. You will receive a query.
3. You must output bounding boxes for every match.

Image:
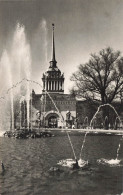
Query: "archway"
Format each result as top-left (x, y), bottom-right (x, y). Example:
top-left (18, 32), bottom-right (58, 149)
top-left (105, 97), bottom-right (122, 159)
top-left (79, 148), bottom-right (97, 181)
top-left (44, 111), bottom-right (62, 128)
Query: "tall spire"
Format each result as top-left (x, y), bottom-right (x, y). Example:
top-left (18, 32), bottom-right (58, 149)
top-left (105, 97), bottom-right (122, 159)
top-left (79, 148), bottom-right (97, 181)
top-left (49, 23), bottom-right (57, 68)
top-left (42, 24), bottom-right (64, 94)
top-left (52, 23), bottom-right (56, 62)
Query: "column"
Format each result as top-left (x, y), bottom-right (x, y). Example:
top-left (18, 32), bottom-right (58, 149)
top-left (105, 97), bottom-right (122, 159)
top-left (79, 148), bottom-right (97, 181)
top-left (52, 81), bottom-right (54, 90)
top-left (44, 81), bottom-right (45, 90)
top-left (56, 81), bottom-right (58, 91)
top-left (46, 81), bottom-right (48, 91)
top-left (62, 80), bottom-right (64, 90)
top-left (49, 81), bottom-right (51, 91)
top-left (43, 81), bottom-right (45, 90)
top-left (59, 81), bottom-right (61, 90)
top-left (61, 80), bottom-right (62, 90)
top-left (58, 81), bottom-right (59, 90)
top-left (55, 81), bottom-right (57, 90)
top-left (48, 81), bottom-right (50, 91)
top-left (47, 81), bottom-right (49, 91)
top-left (51, 81), bottom-right (52, 91)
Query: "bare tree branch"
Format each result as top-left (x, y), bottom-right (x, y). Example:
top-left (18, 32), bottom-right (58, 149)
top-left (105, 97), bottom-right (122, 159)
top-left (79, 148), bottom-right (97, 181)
top-left (70, 47), bottom-right (123, 104)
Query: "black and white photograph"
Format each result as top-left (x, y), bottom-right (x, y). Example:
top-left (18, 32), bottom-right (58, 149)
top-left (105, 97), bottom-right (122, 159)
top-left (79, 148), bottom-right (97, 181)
top-left (0, 0), bottom-right (123, 194)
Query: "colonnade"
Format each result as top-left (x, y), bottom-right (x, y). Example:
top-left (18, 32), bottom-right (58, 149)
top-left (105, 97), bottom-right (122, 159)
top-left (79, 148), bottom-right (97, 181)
top-left (43, 80), bottom-right (64, 91)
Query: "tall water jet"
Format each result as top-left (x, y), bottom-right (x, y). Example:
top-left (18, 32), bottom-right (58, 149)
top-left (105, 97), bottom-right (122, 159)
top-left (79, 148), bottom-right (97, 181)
top-left (0, 23), bottom-right (32, 131)
top-left (0, 51), bottom-right (14, 130)
top-left (12, 24), bottom-right (31, 130)
top-left (11, 24), bottom-right (31, 82)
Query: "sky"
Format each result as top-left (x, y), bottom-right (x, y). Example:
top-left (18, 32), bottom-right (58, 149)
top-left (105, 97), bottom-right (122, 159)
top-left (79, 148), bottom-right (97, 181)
top-left (0, 0), bottom-right (123, 94)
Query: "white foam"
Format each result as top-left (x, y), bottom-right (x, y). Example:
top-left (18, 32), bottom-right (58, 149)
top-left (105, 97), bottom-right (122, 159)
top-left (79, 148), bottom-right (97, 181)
top-left (57, 158), bottom-right (88, 168)
top-left (57, 159), bottom-right (75, 168)
top-left (106, 159), bottom-right (121, 165)
top-left (78, 158), bottom-right (88, 167)
top-left (97, 158), bottom-right (121, 166)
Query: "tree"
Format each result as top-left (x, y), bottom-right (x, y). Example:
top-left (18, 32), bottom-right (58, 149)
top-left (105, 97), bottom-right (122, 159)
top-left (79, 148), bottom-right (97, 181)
top-left (71, 47), bottom-right (123, 104)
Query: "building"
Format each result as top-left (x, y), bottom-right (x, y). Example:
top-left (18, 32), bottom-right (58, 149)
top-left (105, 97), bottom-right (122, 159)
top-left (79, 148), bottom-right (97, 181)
top-left (19, 24), bottom-right (123, 130)
top-left (31, 24), bottom-right (76, 128)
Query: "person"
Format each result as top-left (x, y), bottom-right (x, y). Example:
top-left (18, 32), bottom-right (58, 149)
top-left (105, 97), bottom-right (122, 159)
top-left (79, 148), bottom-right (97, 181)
top-left (72, 159), bottom-right (79, 169)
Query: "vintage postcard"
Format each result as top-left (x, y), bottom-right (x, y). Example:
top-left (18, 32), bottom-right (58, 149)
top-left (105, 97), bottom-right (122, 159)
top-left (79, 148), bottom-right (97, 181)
top-left (0, 0), bottom-right (123, 194)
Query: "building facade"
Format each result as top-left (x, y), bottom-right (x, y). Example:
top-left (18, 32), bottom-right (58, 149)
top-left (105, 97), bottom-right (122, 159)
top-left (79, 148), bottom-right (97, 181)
top-left (31, 24), bottom-right (76, 128)
top-left (19, 24), bottom-right (123, 130)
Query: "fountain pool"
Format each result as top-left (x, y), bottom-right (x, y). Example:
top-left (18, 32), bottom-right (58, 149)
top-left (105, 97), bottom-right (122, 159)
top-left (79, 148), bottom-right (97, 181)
top-left (0, 131), bottom-right (123, 195)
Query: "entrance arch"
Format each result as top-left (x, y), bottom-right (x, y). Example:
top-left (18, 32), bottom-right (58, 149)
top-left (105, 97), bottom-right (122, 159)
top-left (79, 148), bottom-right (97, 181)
top-left (44, 111), bottom-right (62, 128)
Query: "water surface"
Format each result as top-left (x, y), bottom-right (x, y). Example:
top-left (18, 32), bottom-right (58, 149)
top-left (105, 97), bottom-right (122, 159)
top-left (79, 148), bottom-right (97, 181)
top-left (0, 131), bottom-right (123, 195)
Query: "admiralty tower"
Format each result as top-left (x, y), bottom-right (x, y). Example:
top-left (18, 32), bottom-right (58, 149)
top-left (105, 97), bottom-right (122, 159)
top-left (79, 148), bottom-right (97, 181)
top-left (42, 24), bottom-right (64, 94)
top-left (30, 24), bottom-right (76, 128)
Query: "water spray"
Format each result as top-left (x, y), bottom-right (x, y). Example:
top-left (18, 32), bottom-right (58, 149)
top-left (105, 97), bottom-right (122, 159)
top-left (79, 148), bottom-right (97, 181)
top-left (90, 103), bottom-right (122, 128)
top-left (79, 131), bottom-right (88, 159)
top-left (0, 78), bottom-right (77, 160)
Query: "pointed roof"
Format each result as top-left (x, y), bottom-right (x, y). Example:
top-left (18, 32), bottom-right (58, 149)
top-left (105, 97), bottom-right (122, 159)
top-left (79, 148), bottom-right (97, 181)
top-left (52, 23), bottom-right (56, 62)
top-left (49, 23), bottom-right (57, 69)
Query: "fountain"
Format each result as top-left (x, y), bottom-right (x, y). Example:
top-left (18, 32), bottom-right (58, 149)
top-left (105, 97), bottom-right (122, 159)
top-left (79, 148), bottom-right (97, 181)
top-left (0, 23), bottom-right (31, 134)
top-left (88, 103), bottom-right (123, 166)
top-left (43, 92), bottom-right (88, 167)
top-left (0, 76), bottom-right (78, 165)
top-left (0, 51), bottom-right (15, 131)
top-left (77, 131), bottom-right (89, 167)
top-left (0, 75), bottom-right (123, 170)
top-left (1, 78), bottom-right (123, 169)
top-left (44, 89), bottom-right (77, 160)
top-left (0, 22), bottom-right (122, 175)
top-left (97, 135), bottom-right (123, 167)
top-left (21, 80), bottom-right (78, 163)
top-left (90, 103), bottom-right (122, 130)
